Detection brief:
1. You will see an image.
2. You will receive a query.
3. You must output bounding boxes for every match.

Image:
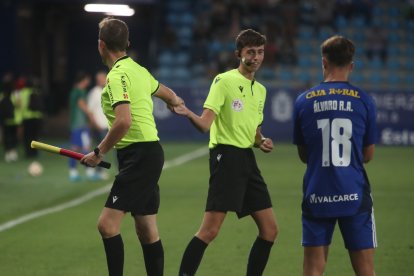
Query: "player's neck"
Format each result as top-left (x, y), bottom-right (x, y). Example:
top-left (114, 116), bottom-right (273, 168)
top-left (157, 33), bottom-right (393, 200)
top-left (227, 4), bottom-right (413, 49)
top-left (323, 70), bottom-right (350, 82)
top-left (323, 64), bottom-right (351, 82)
top-left (106, 52), bottom-right (127, 69)
top-left (237, 65), bottom-right (255, 80)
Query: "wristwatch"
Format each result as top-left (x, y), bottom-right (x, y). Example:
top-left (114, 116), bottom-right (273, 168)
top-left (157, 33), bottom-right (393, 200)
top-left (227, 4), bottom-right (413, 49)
top-left (94, 147), bottom-right (103, 158)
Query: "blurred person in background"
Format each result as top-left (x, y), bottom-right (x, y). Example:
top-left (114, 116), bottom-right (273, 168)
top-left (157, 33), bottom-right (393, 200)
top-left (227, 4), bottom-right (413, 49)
top-left (88, 70), bottom-right (109, 180)
top-left (68, 71), bottom-right (96, 181)
top-left (365, 26), bottom-right (388, 64)
top-left (20, 76), bottom-right (44, 176)
top-left (0, 74), bottom-right (18, 162)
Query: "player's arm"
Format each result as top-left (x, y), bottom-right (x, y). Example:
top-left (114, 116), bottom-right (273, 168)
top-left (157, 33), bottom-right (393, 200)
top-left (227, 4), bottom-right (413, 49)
top-left (174, 105), bottom-right (216, 133)
top-left (153, 84), bottom-right (184, 110)
top-left (77, 97), bottom-right (97, 127)
top-left (254, 126), bottom-right (273, 153)
top-left (363, 144), bottom-right (375, 163)
top-left (81, 103), bottom-right (131, 166)
top-left (297, 145), bottom-right (307, 163)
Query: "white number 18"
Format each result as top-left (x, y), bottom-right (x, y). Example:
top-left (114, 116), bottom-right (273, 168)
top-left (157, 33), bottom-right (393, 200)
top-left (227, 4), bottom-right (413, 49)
top-left (317, 118), bottom-right (352, 167)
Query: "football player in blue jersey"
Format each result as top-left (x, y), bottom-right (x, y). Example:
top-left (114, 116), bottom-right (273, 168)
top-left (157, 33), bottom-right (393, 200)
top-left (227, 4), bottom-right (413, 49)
top-left (293, 35), bottom-right (377, 276)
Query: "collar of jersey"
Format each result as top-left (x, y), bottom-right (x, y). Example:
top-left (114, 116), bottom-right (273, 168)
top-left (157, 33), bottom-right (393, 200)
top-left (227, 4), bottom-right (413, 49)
top-left (235, 69), bottom-right (256, 84)
top-left (112, 55), bottom-right (129, 68)
top-left (320, 81), bottom-right (349, 84)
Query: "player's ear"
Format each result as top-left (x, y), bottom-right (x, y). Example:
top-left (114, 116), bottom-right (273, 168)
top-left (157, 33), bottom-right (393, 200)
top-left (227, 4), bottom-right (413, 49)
top-left (235, 50), bottom-right (241, 59)
top-left (322, 57), bottom-right (328, 69)
top-left (98, 39), bottom-right (106, 51)
top-left (349, 61), bottom-right (354, 72)
top-left (127, 40), bottom-right (131, 49)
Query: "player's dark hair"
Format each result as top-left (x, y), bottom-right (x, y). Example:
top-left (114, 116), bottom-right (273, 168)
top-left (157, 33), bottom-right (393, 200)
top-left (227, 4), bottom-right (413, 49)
top-left (235, 29), bottom-right (266, 52)
top-left (99, 17), bottom-right (129, 52)
top-left (74, 71), bottom-right (90, 84)
top-left (321, 35), bottom-right (355, 67)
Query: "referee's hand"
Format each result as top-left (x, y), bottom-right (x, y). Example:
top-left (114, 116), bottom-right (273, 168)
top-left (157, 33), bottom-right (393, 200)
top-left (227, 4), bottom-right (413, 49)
top-left (259, 138), bottom-right (273, 153)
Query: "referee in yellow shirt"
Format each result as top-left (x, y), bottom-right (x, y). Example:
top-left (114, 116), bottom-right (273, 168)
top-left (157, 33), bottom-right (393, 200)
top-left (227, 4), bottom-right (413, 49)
top-left (81, 17), bottom-right (183, 276)
top-left (175, 29), bottom-right (278, 276)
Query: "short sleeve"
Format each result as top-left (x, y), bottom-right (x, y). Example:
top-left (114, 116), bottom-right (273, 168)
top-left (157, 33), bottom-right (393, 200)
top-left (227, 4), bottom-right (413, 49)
top-left (106, 71), bottom-right (131, 107)
top-left (149, 72), bottom-right (160, 95)
top-left (363, 95), bottom-right (377, 146)
top-left (203, 75), bottom-right (226, 115)
top-left (258, 87), bottom-right (266, 126)
top-left (292, 95), bottom-right (305, 145)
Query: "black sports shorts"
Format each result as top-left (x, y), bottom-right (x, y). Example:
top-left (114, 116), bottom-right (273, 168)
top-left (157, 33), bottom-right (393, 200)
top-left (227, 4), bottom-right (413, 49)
top-left (206, 144), bottom-right (272, 218)
top-left (105, 141), bottom-right (164, 216)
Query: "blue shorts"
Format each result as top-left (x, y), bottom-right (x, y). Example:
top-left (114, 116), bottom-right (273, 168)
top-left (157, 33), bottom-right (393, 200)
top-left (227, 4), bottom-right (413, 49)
top-left (70, 128), bottom-right (91, 151)
top-left (302, 210), bottom-right (378, 250)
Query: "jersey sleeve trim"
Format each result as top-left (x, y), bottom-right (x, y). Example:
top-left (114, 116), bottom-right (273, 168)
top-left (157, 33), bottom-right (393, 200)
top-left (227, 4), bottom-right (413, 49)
top-left (112, 101), bottom-right (129, 109)
top-left (151, 83), bottom-right (160, 95)
top-left (203, 104), bottom-right (220, 115)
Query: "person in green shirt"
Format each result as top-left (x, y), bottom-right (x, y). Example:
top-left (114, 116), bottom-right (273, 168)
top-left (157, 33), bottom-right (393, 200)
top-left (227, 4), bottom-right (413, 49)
top-left (175, 29), bottom-right (278, 276)
top-left (68, 71), bottom-right (95, 181)
top-left (81, 17), bottom-right (183, 276)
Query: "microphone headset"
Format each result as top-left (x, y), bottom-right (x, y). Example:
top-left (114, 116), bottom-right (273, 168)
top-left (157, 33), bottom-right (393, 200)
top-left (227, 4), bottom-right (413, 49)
top-left (237, 50), bottom-right (253, 66)
top-left (241, 57), bottom-right (253, 66)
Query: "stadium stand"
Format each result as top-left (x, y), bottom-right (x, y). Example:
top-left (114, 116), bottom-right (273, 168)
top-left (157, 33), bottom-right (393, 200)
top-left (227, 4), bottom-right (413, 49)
top-left (155, 0), bottom-right (413, 91)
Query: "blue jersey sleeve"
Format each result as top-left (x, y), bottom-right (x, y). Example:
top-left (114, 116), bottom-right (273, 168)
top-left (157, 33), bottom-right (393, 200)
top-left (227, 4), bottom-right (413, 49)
top-left (293, 93), bottom-right (305, 145)
top-left (363, 95), bottom-right (377, 146)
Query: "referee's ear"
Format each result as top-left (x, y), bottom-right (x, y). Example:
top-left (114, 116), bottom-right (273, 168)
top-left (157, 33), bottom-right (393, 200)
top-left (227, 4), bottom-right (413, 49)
top-left (235, 50), bottom-right (241, 59)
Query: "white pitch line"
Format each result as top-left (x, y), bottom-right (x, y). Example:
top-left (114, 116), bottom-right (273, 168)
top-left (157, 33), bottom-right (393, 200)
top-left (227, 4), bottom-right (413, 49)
top-left (0, 146), bottom-right (208, 233)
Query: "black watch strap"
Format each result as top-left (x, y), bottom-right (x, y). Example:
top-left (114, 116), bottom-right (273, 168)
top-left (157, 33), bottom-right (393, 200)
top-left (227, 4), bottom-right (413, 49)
top-left (94, 147), bottom-right (103, 158)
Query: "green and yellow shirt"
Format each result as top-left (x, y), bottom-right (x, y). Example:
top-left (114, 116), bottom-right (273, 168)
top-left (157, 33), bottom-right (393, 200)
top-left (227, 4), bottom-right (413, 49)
top-left (101, 56), bottom-right (160, 149)
top-left (69, 87), bottom-right (88, 130)
top-left (204, 69), bottom-right (266, 149)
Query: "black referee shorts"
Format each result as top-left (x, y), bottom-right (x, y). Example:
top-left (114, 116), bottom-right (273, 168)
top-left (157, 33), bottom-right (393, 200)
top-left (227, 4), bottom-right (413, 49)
top-left (206, 144), bottom-right (272, 218)
top-left (105, 141), bottom-right (164, 216)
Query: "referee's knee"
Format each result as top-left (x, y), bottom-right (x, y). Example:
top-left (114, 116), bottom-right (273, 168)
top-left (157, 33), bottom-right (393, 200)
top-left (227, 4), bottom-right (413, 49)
top-left (260, 223), bottom-right (278, 242)
top-left (97, 220), bottom-right (119, 238)
top-left (197, 227), bottom-right (220, 244)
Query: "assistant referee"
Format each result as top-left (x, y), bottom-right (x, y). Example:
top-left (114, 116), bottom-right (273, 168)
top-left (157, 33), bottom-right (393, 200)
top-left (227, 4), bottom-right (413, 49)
top-left (175, 29), bottom-right (279, 276)
top-left (81, 17), bottom-right (183, 276)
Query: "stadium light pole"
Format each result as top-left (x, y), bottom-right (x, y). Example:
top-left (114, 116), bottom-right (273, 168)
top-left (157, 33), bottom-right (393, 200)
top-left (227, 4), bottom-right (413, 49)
top-left (84, 4), bottom-right (135, 16)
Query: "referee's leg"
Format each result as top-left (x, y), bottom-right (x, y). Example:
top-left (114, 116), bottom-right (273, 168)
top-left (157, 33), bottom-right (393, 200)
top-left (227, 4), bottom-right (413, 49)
top-left (134, 214), bottom-right (164, 276)
top-left (179, 211), bottom-right (226, 276)
top-left (247, 208), bottom-right (278, 276)
top-left (98, 207), bottom-right (127, 276)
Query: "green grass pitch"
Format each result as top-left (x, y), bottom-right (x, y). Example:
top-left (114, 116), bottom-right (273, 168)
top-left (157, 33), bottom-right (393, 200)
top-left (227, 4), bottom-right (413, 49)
top-left (0, 142), bottom-right (413, 275)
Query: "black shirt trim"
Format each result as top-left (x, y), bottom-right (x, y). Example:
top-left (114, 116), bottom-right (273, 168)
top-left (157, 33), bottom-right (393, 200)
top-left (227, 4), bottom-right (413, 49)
top-left (113, 55), bottom-right (129, 68)
top-left (112, 101), bottom-right (129, 109)
top-left (151, 83), bottom-right (160, 95)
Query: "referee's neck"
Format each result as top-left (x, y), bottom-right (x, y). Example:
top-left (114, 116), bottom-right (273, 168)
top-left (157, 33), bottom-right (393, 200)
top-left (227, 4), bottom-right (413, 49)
top-left (107, 52), bottom-right (127, 69)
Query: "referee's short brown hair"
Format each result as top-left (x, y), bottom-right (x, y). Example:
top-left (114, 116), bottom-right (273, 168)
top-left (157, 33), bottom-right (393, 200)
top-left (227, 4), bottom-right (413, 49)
top-left (321, 35), bottom-right (355, 67)
top-left (235, 29), bottom-right (266, 52)
top-left (99, 17), bottom-right (129, 52)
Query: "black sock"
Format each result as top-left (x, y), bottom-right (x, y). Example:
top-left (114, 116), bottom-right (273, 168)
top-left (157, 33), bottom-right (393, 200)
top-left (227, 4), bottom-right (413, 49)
top-left (246, 237), bottom-right (274, 276)
top-left (179, 236), bottom-right (208, 276)
top-left (141, 240), bottom-right (164, 276)
top-left (103, 234), bottom-right (124, 276)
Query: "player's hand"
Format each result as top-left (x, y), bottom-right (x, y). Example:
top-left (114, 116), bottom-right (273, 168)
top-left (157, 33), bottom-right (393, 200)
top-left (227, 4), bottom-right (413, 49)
top-left (167, 96), bottom-right (185, 112)
top-left (259, 138), bottom-right (273, 153)
top-left (80, 151), bottom-right (101, 167)
top-left (173, 103), bottom-right (189, 116)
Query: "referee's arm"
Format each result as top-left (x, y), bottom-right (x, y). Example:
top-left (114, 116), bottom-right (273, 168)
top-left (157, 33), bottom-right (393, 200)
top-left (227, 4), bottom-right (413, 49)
top-left (98, 103), bottom-right (131, 154)
top-left (153, 84), bottom-right (183, 110)
top-left (174, 106), bottom-right (216, 133)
